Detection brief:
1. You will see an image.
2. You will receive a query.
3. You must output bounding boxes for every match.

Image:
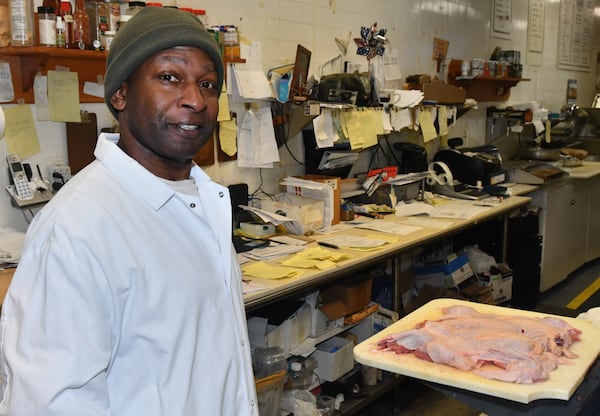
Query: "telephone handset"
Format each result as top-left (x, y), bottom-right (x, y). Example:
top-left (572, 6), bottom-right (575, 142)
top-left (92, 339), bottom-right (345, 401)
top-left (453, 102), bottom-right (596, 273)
top-left (7, 154), bottom-right (34, 200)
top-left (5, 154), bottom-right (52, 208)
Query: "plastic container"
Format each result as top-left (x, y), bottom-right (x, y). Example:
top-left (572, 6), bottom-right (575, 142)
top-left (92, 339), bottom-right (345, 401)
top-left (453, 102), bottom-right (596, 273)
top-left (285, 357), bottom-right (316, 390)
top-left (8, 0), bottom-right (35, 46)
top-left (126, 0), bottom-right (145, 16)
top-left (0, 0), bottom-right (9, 47)
top-left (255, 370), bottom-right (286, 416)
top-left (37, 6), bottom-right (56, 47)
top-left (252, 347), bottom-right (286, 379)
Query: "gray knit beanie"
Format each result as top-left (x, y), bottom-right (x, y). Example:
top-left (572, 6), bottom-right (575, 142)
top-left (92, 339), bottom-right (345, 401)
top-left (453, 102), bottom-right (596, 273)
top-left (104, 7), bottom-right (224, 119)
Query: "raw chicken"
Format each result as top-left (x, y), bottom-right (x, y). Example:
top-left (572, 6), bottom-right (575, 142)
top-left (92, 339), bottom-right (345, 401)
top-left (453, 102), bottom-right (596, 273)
top-left (376, 305), bottom-right (582, 384)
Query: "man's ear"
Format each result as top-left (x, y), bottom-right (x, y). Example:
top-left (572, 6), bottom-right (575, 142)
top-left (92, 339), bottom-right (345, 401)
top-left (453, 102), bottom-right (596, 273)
top-left (110, 83), bottom-right (127, 112)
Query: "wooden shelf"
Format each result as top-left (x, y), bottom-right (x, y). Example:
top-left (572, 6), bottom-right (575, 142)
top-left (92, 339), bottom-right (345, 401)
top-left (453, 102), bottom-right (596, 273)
top-left (0, 46), bottom-right (107, 104)
top-left (447, 59), bottom-right (529, 102)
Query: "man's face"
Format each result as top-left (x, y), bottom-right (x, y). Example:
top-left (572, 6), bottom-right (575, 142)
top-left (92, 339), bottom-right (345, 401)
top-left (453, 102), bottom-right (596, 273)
top-left (112, 46), bottom-right (220, 169)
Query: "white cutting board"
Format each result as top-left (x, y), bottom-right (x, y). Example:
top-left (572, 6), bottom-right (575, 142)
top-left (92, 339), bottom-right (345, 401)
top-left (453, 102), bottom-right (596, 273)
top-left (354, 298), bottom-right (600, 404)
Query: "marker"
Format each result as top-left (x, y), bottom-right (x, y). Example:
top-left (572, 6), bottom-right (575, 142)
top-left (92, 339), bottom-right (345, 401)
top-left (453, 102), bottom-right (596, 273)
top-left (318, 241), bottom-right (340, 249)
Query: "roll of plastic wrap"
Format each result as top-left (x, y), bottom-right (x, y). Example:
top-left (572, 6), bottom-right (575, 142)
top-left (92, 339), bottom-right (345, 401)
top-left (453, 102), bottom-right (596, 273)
top-left (426, 161), bottom-right (453, 186)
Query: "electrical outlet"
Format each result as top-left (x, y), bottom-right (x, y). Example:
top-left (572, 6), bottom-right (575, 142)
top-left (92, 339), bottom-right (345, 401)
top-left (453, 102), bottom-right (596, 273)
top-left (49, 164), bottom-right (71, 191)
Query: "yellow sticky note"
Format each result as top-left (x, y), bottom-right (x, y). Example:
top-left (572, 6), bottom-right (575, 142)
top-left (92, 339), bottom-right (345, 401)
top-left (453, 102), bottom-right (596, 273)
top-left (419, 108), bottom-right (438, 142)
top-left (4, 105), bottom-right (41, 158)
top-left (438, 106), bottom-right (448, 138)
top-left (342, 110), bottom-right (365, 150)
top-left (217, 84), bottom-right (231, 122)
top-left (218, 119), bottom-right (237, 156)
top-left (47, 70), bottom-right (82, 122)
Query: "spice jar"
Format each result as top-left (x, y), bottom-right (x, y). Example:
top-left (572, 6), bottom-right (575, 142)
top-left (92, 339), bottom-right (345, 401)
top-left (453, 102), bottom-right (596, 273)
top-left (37, 6), bottom-right (56, 47)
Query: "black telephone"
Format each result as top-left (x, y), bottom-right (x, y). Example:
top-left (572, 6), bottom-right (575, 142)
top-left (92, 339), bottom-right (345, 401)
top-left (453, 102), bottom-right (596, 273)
top-left (6, 154), bottom-right (52, 208)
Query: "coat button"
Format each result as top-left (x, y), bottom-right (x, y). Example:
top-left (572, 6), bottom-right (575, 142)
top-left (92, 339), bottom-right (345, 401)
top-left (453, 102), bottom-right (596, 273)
top-left (218, 191), bottom-right (224, 198)
top-left (190, 203), bottom-right (196, 208)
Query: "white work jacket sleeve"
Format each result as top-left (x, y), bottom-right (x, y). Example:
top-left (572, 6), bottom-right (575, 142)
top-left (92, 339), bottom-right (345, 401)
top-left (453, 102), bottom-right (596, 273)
top-left (0, 225), bottom-right (113, 416)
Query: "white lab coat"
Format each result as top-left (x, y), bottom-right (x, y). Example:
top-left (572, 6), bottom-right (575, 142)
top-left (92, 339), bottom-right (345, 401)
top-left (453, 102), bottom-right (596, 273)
top-left (0, 134), bottom-right (258, 415)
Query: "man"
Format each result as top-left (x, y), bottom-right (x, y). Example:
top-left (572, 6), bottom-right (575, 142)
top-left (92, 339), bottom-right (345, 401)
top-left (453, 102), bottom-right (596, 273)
top-left (0, 7), bottom-right (258, 415)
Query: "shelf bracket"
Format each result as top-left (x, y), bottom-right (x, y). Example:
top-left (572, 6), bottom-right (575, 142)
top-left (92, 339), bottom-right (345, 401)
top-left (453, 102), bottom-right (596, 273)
top-left (20, 54), bottom-right (48, 93)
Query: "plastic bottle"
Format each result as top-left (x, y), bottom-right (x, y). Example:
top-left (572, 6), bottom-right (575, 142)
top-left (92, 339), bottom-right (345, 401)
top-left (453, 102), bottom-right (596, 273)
top-left (288, 362), bottom-right (306, 389)
top-left (72, 0), bottom-right (90, 49)
top-left (192, 9), bottom-right (208, 28)
top-left (59, 0), bottom-right (73, 48)
top-left (8, 0), bottom-right (35, 46)
top-left (37, 5), bottom-right (56, 47)
top-left (55, 15), bottom-right (66, 47)
top-left (126, 0), bottom-right (145, 16)
top-left (102, 29), bottom-right (114, 50)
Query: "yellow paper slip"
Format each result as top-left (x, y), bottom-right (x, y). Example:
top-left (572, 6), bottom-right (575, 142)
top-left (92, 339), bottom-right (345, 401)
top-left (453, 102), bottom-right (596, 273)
top-left (301, 247), bottom-right (351, 262)
top-left (280, 257), bottom-right (337, 270)
top-left (242, 261), bottom-right (303, 279)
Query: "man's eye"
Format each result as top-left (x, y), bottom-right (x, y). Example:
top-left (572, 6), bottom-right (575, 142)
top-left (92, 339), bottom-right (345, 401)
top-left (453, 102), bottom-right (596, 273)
top-left (160, 74), bottom-right (179, 82)
top-left (200, 81), bottom-right (216, 89)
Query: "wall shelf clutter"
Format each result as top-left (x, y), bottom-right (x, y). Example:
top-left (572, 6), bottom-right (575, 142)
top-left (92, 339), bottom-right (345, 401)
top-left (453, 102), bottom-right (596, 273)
top-left (0, 46), bottom-right (107, 104)
top-left (446, 59), bottom-right (529, 102)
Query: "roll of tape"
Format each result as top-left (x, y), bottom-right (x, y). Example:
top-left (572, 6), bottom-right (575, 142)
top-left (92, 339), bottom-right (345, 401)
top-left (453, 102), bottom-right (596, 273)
top-left (427, 161), bottom-right (453, 186)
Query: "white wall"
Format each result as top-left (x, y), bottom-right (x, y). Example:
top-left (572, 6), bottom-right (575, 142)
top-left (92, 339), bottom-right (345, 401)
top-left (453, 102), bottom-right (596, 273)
top-left (2, 0), bottom-right (599, 232)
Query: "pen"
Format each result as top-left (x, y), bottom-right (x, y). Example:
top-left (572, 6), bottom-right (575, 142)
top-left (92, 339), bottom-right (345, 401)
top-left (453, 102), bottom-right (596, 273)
top-left (318, 241), bottom-right (340, 249)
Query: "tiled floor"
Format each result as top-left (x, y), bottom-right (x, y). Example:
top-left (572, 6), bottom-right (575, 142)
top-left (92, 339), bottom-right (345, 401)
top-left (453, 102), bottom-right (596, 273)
top-left (357, 259), bottom-right (600, 416)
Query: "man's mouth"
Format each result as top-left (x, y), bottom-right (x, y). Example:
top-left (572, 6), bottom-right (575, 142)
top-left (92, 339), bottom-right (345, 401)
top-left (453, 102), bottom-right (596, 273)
top-left (178, 124), bottom-right (200, 131)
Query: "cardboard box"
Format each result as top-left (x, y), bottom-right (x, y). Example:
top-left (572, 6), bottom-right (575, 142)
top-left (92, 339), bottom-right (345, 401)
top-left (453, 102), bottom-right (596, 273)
top-left (261, 194), bottom-right (324, 234)
top-left (319, 276), bottom-right (373, 320)
top-left (247, 302), bottom-right (312, 352)
top-left (414, 253), bottom-right (473, 289)
top-left (289, 174), bottom-right (341, 225)
top-left (305, 291), bottom-right (343, 338)
top-left (422, 80), bottom-right (466, 104)
top-left (478, 264), bottom-right (513, 303)
top-left (313, 336), bottom-right (354, 382)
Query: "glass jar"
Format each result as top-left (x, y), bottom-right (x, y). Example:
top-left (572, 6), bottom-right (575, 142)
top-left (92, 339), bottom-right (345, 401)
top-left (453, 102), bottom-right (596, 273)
top-left (72, 0), bottom-right (90, 49)
top-left (222, 26), bottom-right (240, 59)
